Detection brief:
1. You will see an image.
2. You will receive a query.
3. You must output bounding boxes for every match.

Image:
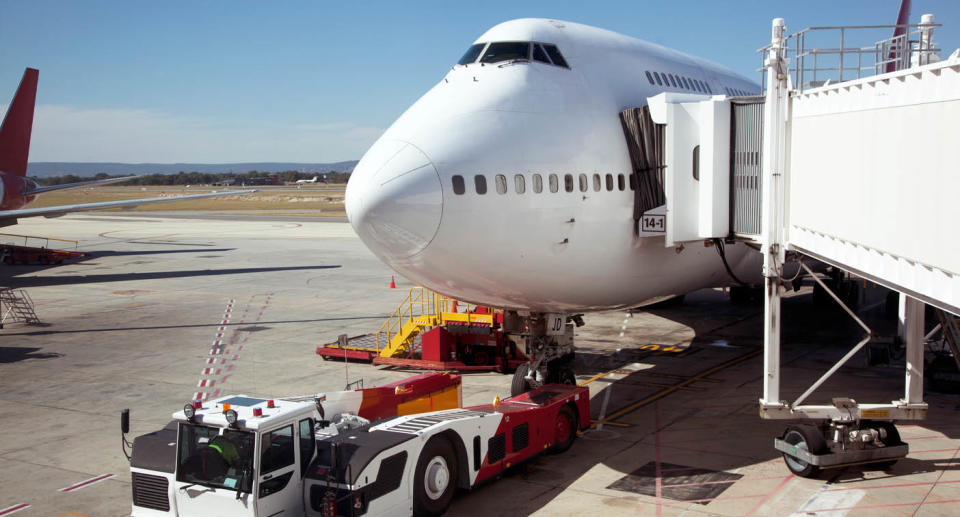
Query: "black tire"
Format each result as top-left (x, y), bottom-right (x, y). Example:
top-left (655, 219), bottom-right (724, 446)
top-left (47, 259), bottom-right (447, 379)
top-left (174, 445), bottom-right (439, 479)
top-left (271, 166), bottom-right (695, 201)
top-left (781, 425), bottom-right (826, 478)
top-left (511, 363), bottom-right (531, 397)
top-left (554, 367), bottom-right (576, 386)
top-left (863, 420), bottom-right (901, 469)
top-left (413, 436), bottom-right (457, 517)
top-left (550, 405), bottom-right (578, 454)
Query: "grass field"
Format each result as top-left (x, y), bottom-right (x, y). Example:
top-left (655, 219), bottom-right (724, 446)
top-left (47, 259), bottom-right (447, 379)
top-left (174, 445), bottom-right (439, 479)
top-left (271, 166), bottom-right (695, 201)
top-left (29, 184), bottom-right (347, 216)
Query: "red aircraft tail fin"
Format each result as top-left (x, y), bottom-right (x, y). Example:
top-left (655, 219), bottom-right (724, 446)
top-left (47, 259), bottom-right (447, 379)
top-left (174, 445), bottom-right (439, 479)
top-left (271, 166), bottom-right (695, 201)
top-left (886, 0), bottom-right (913, 73)
top-left (0, 68), bottom-right (39, 176)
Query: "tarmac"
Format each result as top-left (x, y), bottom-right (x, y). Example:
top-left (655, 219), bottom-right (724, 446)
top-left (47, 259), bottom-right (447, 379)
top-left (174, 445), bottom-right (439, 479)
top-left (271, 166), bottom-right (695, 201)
top-left (0, 213), bottom-right (958, 516)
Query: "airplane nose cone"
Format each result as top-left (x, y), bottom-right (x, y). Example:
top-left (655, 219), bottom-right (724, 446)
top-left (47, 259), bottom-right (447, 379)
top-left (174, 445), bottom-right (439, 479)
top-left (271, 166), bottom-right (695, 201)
top-left (346, 140), bottom-right (443, 259)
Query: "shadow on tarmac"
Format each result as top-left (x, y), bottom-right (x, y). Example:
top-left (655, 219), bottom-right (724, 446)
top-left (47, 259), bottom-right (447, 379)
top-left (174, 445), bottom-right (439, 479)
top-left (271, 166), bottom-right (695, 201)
top-left (0, 346), bottom-right (62, 363)
top-left (458, 288), bottom-right (960, 514)
top-left (2, 265), bottom-right (341, 288)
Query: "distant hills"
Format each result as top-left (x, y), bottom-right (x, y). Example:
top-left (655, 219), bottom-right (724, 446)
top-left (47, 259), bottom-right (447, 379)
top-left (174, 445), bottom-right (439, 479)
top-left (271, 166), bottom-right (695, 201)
top-left (26, 161), bottom-right (358, 178)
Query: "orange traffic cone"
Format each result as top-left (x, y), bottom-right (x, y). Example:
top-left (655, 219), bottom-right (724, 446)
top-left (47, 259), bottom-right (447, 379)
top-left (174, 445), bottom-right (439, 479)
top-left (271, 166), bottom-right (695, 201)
top-left (389, 275), bottom-right (396, 289)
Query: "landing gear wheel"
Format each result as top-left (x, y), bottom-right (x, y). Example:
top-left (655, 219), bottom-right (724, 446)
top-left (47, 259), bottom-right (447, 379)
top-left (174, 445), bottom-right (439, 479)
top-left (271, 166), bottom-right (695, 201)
top-left (511, 363), bottom-right (531, 397)
top-left (781, 425), bottom-right (826, 478)
top-left (413, 436), bottom-right (457, 517)
top-left (550, 405), bottom-right (578, 454)
top-left (551, 367), bottom-right (576, 386)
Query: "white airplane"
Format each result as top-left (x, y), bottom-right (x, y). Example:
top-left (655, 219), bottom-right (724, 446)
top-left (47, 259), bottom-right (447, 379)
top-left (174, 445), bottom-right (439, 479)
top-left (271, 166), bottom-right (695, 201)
top-left (345, 18), bottom-right (767, 390)
top-left (0, 68), bottom-right (255, 227)
top-left (296, 175), bottom-right (319, 184)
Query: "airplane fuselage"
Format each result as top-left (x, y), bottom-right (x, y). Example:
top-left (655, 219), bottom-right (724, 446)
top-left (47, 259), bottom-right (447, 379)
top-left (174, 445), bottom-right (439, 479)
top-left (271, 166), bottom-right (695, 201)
top-left (346, 19), bottom-right (761, 312)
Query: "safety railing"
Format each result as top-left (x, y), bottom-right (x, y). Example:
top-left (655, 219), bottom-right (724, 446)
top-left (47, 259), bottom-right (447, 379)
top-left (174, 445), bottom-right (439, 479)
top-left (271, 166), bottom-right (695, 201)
top-left (375, 287), bottom-right (449, 352)
top-left (757, 19), bottom-right (941, 92)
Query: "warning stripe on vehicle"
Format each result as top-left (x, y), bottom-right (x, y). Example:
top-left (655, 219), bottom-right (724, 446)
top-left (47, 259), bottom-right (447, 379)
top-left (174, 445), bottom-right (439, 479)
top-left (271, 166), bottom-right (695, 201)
top-left (59, 473), bottom-right (114, 492)
top-left (0, 504), bottom-right (30, 516)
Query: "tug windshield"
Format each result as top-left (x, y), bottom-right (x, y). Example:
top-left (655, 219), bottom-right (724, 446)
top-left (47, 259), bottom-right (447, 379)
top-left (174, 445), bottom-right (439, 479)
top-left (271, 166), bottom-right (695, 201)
top-left (177, 424), bottom-right (255, 493)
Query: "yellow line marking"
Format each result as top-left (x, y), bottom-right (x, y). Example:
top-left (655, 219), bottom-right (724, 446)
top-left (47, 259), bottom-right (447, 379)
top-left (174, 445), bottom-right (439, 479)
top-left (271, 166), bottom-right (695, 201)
top-left (578, 368), bottom-right (622, 386)
top-left (590, 420), bottom-right (631, 428)
top-left (596, 349), bottom-right (763, 424)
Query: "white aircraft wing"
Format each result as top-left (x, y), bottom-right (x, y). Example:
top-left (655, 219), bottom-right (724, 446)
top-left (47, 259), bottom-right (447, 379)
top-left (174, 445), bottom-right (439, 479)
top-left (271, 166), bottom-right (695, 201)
top-left (22, 175), bottom-right (136, 195)
top-left (0, 189), bottom-right (257, 222)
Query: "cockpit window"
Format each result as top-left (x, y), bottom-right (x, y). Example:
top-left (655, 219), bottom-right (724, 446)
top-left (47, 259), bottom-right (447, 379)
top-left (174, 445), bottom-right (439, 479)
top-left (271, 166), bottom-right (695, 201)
top-left (458, 43), bottom-right (486, 65)
top-left (542, 44), bottom-right (568, 68)
top-left (533, 44), bottom-right (551, 64)
top-left (480, 42), bottom-right (530, 64)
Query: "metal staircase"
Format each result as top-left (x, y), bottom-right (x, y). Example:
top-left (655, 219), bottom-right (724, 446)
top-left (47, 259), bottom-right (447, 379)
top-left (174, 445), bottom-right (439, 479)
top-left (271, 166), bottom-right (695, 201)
top-left (0, 288), bottom-right (41, 326)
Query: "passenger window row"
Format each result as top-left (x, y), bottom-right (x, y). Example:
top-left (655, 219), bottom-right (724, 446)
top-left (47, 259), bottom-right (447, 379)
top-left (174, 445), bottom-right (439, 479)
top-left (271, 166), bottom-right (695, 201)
top-left (645, 70), bottom-right (712, 94)
top-left (458, 41), bottom-right (569, 68)
top-left (451, 173), bottom-right (636, 196)
top-left (724, 87), bottom-right (752, 96)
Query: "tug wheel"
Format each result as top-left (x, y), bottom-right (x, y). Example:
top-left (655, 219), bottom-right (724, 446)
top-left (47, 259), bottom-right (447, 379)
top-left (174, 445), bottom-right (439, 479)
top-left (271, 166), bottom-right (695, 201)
top-left (550, 405), bottom-right (578, 454)
top-left (511, 363), bottom-right (531, 396)
top-left (413, 436), bottom-right (457, 517)
top-left (781, 425), bottom-right (826, 478)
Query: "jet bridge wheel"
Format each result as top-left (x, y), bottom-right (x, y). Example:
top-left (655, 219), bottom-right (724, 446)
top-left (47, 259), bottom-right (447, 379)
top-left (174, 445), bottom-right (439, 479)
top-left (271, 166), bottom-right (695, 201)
top-left (413, 435), bottom-right (457, 517)
top-left (781, 424), bottom-right (827, 478)
top-left (863, 420), bottom-right (902, 470)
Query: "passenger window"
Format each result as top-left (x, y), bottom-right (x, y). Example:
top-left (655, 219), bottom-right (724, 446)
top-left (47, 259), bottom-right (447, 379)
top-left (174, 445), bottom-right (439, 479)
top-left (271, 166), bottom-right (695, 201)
top-left (458, 43), bottom-right (486, 65)
top-left (480, 42), bottom-right (530, 64)
top-left (617, 174), bottom-right (625, 191)
top-left (542, 44), bottom-right (568, 68)
top-left (298, 419), bottom-right (314, 477)
top-left (533, 44), bottom-right (551, 64)
top-left (514, 174), bottom-right (525, 194)
top-left (261, 425), bottom-right (295, 475)
top-left (645, 71), bottom-right (654, 85)
top-left (495, 174), bottom-right (507, 195)
top-left (593, 174), bottom-right (601, 192)
top-left (653, 72), bottom-right (663, 86)
top-left (629, 174), bottom-right (636, 190)
top-left (692, 145), bottom-right (700, 181)
top-left (533, 173), bottom-right (543, 193)
top-left (452, 175), bottom-right (465, 195)
top-left (578, 174), bottom-right (587, 192)
top-left (605, 174), bottom-right (613, 191)
top-left (475, 175), bottom-right (487, 195)
top-left (549, 174), bottom-right (559, 193)
top-left (563, 174), bottom-right (573, 193)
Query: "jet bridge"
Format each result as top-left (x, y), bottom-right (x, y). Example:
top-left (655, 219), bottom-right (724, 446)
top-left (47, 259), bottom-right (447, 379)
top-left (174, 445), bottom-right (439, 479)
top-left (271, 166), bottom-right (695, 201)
top-left (650, 14), bottom-right (960, 475)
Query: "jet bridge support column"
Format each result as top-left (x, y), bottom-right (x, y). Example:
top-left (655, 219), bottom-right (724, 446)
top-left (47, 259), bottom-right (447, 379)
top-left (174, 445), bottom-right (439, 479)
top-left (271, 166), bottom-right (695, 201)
top-left (759, 18), bottom-right (789, 413)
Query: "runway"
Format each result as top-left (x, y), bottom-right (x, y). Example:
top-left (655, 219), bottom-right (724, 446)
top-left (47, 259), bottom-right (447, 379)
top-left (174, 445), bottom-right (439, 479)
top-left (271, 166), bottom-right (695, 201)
top-left (0, 213), bottom-right (957, 516)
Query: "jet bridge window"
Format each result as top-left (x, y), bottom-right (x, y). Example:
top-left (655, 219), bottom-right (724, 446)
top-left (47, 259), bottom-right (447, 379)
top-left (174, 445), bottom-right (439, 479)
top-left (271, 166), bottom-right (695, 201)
top-left (495, 174), bottom-right (507, 194)
top-left (458, 43), bottom-right (486, 65)
top-left (452, 175), bottom-right (465, 195)
top-left (533, 44), bottom-right (551, 64)
top-left (542, 44), bottom-right (568, 68)
top-left (653, 72), bottom-right (663, 86)
top-left (474, 175), bottom-right (487, 195)
top-left (532, 173), bottom-right (543, 193)
top-left (645, 71), bottom-right (654, 85)
top-left (480, 42), bottom-right (530, 64)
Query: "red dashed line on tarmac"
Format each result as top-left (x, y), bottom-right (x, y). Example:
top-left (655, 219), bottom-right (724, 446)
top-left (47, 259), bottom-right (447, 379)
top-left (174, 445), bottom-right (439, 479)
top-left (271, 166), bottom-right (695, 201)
top-left (59, 473), bottom-right (115, 492)
top-left (198, 379), bottom-right (214, 388)
top-left (0, 504), bottom-right (30, 516)
top-left (193, 294), bottom-right (272, 401)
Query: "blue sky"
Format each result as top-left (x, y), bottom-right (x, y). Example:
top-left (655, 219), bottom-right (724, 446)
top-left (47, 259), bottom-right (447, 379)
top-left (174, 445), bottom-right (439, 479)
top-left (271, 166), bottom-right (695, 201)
top-left (1, 0), bottom-right (957, 163)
